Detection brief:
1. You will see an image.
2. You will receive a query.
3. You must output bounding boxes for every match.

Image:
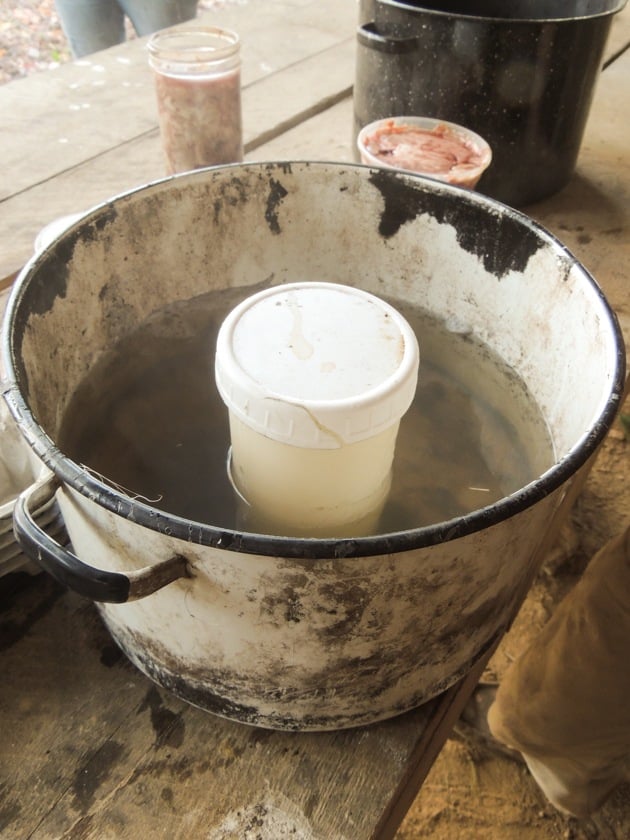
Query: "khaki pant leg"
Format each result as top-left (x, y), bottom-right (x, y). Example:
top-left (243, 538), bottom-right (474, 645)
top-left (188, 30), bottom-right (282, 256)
top-left (487, 526), bottom-right (630, 818)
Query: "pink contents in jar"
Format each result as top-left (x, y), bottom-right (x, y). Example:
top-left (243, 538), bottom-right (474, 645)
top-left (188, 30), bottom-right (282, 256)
top-left (362, 120), bottom-right (490, 188)
top-left (153, 69), bottom-right (242, 174)
top-left (149, 27), bottom-right (243, 175)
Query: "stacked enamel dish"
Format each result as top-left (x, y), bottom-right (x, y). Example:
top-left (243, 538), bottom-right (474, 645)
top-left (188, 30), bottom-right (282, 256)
top-left (0, 217), bottom-right (78, 578)
top-left (0, 399), bottom-right (66, 577)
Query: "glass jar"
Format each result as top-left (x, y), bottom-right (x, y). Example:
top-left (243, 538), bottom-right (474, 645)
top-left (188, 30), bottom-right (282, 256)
top-left (148, 27), bottom-right (243, 175)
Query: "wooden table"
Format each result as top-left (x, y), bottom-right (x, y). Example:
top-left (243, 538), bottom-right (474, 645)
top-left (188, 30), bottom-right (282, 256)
top-left (1, 2), bottom-right (629, 838)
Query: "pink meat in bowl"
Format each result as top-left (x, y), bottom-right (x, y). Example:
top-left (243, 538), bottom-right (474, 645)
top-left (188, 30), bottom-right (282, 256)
top-left (358, 116), bottom-right (492, 189)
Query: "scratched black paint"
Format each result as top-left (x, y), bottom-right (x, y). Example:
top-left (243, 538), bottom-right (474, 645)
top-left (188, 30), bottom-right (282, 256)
top-left (9, 204), bottom-right (118, 401)
top-left (264, 177), bottom-right (288, 234)
top-left (211, 175), bottom-right (250, 224)
top-left (369, 169), bottom-right (542, 276)
top-left (120, 624), bottom-right (499, 730)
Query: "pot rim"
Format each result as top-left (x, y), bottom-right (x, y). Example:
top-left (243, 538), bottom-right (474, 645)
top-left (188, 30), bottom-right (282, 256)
top-left (2, 161), bottom-right (626, 559)
top-left (375, 0), bottom-right (628, 25)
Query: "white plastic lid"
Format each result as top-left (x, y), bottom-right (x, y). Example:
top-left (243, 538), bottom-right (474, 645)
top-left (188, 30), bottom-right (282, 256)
top-left (215, 282), bottom-right (420, 448)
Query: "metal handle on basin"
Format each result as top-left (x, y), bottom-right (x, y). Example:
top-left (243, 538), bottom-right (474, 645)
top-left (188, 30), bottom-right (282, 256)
top-left (357, 22), bottom-right (418, 54)
top-left (13, 473), bottom-right (190, 604)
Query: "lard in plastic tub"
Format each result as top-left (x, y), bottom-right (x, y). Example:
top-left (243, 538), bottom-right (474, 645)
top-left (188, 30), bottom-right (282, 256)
top-left (215, 282), bottom-right (419, 537)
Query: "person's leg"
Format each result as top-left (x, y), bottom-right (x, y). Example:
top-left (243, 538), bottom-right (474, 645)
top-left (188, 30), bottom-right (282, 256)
top-left (54, 0), bottom-right (126, 58)
top-left (119, 0), bottom-right (198, 37)
top-left (488, 525), bottom-right (630, 818)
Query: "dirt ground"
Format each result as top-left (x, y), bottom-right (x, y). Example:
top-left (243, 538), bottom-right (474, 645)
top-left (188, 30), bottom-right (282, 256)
top-left (0, 0), bottom-right (226, 83)
top-left (2, 3), bottom-right (629, 839)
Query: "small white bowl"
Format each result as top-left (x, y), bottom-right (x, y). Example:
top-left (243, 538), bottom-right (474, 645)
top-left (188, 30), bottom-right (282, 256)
top-left (357, 116), bottom-right (492, 189)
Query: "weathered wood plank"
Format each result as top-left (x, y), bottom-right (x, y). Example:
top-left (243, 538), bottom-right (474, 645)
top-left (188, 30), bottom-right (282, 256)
top-left (0, 0), bottom-right (358, 201)
top-left (244, 40), bottom-right (354, 155)
top-left (0, 38), bottom-right (354, 280)
top-left (250, 96), bottom-right (354, 164)
top-left (0, 572), bottom-right (470, 840)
